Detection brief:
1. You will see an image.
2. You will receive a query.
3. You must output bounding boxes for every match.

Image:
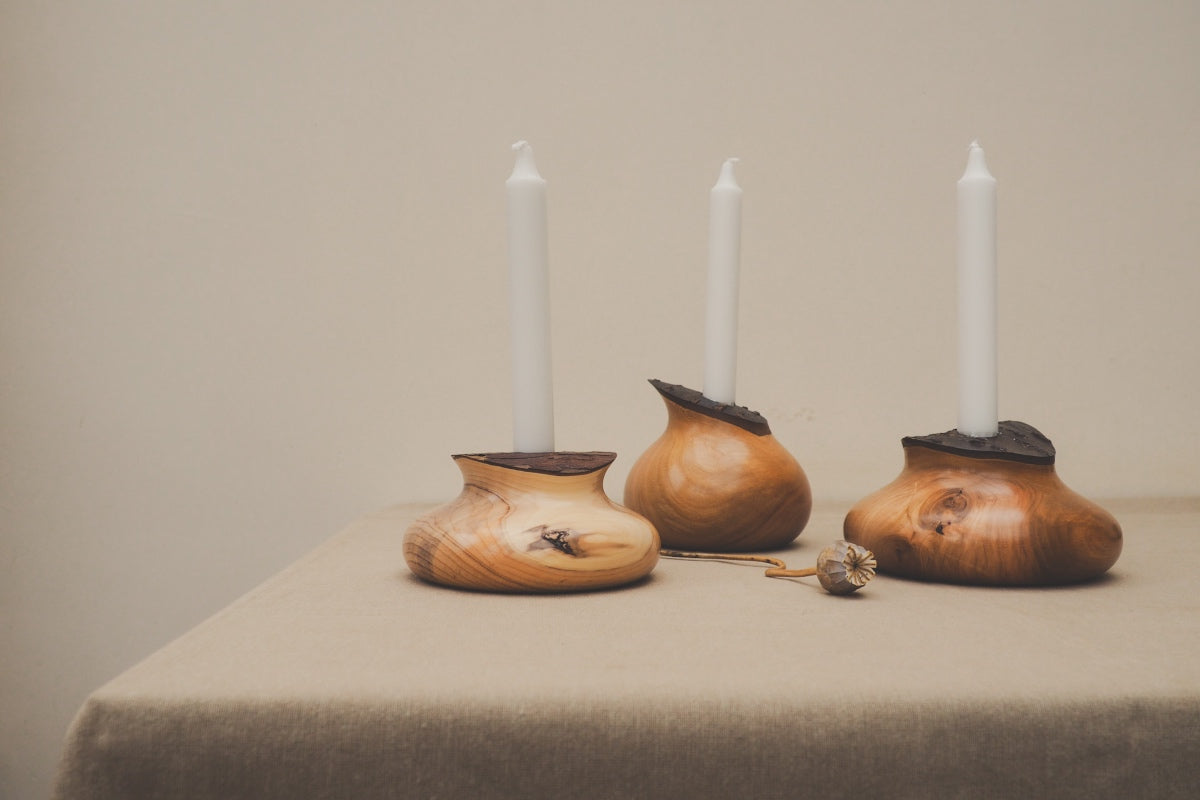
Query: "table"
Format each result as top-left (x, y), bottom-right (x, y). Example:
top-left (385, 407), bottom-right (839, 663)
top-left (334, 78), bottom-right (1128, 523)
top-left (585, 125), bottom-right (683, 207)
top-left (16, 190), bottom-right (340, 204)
top-left (53, 500), bottom-right (1200, 799)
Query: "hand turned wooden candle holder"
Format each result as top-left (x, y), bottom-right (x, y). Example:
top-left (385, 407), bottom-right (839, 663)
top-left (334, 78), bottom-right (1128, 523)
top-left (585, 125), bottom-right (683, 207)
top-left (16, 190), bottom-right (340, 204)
top-left (623, 379), bottom-right (812, 551)
top-left (843, 421), bottom-right (1122, 586)
top-left (403, 451), bottom-right (659, 593)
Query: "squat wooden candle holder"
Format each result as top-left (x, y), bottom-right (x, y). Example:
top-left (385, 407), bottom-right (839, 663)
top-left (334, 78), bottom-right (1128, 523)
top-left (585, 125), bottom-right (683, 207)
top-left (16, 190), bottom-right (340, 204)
top-left (843, 421), bottom-right (1122, 586)
top-left (403, 451), bottom-right (659, 593)
top-left (624, 380), bottom-right (812, 552)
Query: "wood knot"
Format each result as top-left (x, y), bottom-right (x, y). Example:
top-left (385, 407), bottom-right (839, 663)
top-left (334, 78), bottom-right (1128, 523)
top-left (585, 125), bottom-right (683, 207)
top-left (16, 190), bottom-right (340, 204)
top-left (524, 525), bottom-right (580, 556)
top-left (918, 488), bottom-right (969, 535)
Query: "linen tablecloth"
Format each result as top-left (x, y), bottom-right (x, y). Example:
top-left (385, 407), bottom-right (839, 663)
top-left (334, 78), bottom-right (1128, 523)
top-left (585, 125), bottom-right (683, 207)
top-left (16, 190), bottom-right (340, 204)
top-left (53, 500), bottom-right (1200, 799)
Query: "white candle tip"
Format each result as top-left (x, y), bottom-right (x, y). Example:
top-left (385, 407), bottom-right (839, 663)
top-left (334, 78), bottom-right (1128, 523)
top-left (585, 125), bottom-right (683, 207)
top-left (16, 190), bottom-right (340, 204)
top-left (508, 141), bottom-right (542, 182)
top-left (961, 141), bottom-right (993, 181)
top-left (715, 158), bottom-right (741, 190)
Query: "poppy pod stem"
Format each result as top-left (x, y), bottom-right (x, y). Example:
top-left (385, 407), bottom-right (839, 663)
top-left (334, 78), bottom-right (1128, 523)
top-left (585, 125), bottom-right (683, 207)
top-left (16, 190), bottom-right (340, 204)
top-left (660, 541), bottom-right (877, 596)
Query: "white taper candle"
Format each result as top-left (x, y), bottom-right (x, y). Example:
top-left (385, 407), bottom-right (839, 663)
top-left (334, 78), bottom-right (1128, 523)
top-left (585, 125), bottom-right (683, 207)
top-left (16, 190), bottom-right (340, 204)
top-left (703, 158), bottom-right (743, 405)
top-left (957, 140), bottom-right (999, 437)
top-left (505, 141), bottom-right (555, 452)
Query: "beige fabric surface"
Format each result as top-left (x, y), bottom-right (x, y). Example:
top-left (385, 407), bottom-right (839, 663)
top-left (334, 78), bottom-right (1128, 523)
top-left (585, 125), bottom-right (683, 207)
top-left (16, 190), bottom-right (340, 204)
top-left (53, 500), bottom-right (1200, 799)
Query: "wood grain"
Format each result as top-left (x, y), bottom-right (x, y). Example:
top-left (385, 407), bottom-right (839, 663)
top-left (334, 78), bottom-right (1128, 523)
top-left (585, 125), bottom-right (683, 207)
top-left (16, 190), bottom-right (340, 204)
top-left (843, 444), bottom-right (1122, 585)
top-left (623, 382), bottom-right (811, 551)
top-left (404, 452), bottom-right (659, 592)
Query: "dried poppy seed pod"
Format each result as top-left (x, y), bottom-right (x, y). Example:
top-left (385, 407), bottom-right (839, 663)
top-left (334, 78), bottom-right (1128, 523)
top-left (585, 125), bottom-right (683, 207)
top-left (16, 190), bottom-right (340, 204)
top-left (660, 540), bottom-right (878, 595)
top-left (815, 540), bottom-right (877, 595)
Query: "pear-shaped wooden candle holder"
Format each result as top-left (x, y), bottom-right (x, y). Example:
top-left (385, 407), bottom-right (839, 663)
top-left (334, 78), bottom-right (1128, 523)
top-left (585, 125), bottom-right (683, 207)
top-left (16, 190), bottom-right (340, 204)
top-left (404, 451), bottom-right (659, 593)
top-left (843, 421), bottom-right (1122, 586)
top-left (623, 380), bottom-right (812, 551)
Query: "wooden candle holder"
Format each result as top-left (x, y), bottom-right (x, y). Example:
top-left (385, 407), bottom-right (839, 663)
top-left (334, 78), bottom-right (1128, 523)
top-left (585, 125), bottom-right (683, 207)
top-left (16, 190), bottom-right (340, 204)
top-left (403, 452), bottom-right (659, 593)
top-left (843, 421), bottom-right (1122, 585)
top-left (623, 380), bottom-right (812, 551)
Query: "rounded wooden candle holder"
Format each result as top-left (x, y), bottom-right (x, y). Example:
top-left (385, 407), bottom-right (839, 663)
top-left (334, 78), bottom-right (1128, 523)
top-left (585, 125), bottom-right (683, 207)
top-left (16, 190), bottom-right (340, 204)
top-left (843, 421), bottom-right (1122, 586)
top-left (403, 451), bottom-right (659, 593)
top-left (623, 380), bottom-right (812, 551)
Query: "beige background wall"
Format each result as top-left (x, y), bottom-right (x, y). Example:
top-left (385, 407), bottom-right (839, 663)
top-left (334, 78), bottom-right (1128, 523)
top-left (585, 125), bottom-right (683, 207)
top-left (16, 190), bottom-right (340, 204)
top-left (3, 2), bottom-right (1197, 797)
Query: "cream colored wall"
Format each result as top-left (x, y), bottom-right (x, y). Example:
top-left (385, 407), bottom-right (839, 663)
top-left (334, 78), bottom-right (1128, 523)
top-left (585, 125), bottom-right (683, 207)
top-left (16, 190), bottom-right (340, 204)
top-left (2, 2), bottom-right (1197, 797)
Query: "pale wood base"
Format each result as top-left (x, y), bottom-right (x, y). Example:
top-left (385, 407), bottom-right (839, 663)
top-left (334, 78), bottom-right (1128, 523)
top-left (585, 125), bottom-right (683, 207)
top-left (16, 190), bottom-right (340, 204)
top-left (844, 425), bottom-right (1122, 585)
top-left (404, 452), bottom-right (660, 593)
